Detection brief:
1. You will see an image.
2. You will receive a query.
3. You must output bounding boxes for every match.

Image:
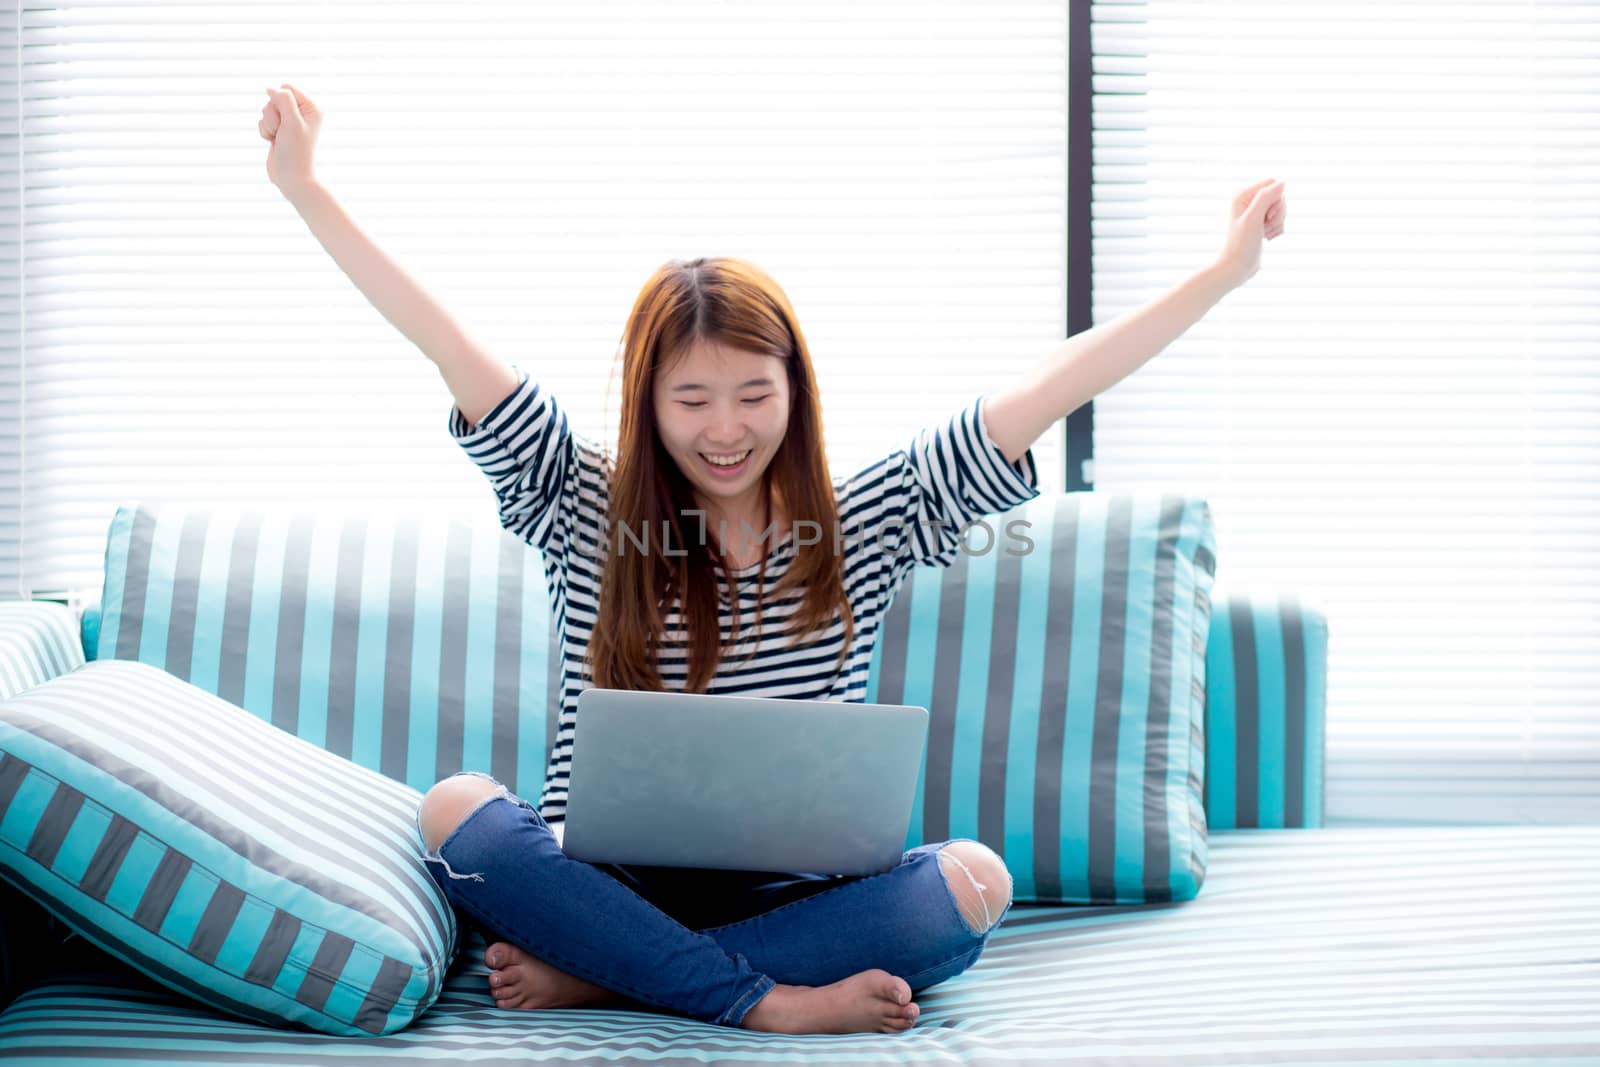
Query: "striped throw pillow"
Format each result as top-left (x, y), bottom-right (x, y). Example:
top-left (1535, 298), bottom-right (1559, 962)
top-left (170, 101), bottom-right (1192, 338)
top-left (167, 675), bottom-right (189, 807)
top-left (91, 503), bottom-right (562, 799)
top-left (1204, 592), bottom-right (1328, 829)
top-left (0, 658), bottom-right (456, 1035)
top-left (867, 492), bottom-right (1217, 904)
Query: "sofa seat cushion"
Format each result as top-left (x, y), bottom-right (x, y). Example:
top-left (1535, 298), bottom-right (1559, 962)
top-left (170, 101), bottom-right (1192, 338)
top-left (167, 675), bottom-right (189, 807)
top-left (0, 659), bottom-right (457, 1036)
top-left (2, 827), bottom-right (1593, 1064)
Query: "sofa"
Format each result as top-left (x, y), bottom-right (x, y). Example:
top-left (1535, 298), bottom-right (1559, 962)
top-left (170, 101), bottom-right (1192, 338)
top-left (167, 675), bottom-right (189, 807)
top-left (0, 493), bottom-right (1595, 1065)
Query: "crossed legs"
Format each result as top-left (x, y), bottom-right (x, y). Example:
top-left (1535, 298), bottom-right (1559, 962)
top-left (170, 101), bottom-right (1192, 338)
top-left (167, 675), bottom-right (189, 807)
top-left (418, 773), bottom-right (1013, 1020)
top-left (418, 774), bottom-right (1014, 937)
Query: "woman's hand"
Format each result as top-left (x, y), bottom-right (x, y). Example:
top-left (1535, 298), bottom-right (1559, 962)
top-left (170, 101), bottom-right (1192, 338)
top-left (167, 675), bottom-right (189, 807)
top-left (1211, 178), bottom-right (1288, 290)
top-left (259, 83), bottom-right (323, 198)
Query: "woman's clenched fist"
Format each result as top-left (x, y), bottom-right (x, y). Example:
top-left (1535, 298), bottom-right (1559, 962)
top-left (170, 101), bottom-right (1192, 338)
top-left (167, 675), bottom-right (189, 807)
top-left (260, 83), bottom-right (323, 197)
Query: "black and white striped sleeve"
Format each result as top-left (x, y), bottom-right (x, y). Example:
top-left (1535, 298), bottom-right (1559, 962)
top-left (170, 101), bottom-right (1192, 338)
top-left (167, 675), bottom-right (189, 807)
top-left (448, 365), bottom-right (574, 556)
top-left (885, 393), bottom-right (1041, 570)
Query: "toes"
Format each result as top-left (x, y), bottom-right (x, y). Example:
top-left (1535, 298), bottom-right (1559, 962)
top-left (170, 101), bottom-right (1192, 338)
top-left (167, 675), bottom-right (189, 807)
top-left (485, 943), bottom-right (508, 969)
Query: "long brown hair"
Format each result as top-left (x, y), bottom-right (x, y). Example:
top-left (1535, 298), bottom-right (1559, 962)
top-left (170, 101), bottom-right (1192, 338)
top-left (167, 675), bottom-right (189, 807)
top-left (584, 257), bottom-right (857, 694)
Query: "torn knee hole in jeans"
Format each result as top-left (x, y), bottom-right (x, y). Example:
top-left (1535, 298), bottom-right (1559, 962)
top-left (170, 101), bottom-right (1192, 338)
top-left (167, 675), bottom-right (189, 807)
top-left (939, 850), bottom-right (1004, 934)
top-left (424, 849), bottom-right (488, 882)
top-left (421, 776), bottom-right (510, 883)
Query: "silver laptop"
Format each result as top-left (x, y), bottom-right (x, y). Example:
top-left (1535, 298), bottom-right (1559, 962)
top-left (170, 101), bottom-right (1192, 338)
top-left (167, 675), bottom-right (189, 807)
top-left (559, 688), bottom-right (929, 876)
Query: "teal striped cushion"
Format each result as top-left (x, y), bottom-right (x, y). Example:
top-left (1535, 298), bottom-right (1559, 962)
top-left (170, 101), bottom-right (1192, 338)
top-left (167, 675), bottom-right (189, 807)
top-left (92, 504), bottom-right (562, 799)
top-left (0, 659), bottom-right (456, 1036)
top-left (1204, 593), bottom-right (1328, 829)
top-left (867, 492), bottom-right (1217, 904)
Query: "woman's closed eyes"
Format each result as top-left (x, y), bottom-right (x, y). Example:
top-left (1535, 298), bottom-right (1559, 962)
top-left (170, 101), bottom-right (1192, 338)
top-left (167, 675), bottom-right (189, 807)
top-left (680, 396), bottom-right (771, 409)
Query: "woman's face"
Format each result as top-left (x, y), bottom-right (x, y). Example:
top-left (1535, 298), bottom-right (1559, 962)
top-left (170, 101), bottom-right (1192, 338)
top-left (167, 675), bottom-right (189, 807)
top-left (652, 337), bottom-right (791, 522)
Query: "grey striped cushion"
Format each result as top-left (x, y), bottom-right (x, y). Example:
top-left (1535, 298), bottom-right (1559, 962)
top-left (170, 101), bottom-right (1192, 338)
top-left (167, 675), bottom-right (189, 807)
top-left (91, 504), bottom-right (562, 796)
top-left (1203, 592), bottom-right (1328, 829)
top-left (0, 659), bottom-right (456, 1035)
top-left (866, 491), bottom-right (1216, 903)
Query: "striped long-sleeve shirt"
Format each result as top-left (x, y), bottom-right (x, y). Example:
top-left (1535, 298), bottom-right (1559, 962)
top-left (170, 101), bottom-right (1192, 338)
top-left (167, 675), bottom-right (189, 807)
top-left (450, 366), bottom-right (1041, 822)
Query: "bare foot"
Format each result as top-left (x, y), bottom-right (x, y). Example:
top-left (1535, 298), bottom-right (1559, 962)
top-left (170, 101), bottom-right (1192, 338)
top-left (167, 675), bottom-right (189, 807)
top-left (485, 941), bottom-right (626, 1011)
top-left (740, 970), bottom-right (921, 1034)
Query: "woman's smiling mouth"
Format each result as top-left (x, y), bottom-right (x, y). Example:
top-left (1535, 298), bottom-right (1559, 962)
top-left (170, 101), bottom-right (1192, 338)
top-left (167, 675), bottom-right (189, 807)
top-left (700, 450), bottom-right (752, 477)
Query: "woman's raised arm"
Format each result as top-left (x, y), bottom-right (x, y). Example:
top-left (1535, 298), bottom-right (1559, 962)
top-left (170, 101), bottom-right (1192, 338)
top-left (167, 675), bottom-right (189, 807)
top-left (983, 178), bottom-right (1287, 465)
top-left (261, 84), bottom-right (520, 428)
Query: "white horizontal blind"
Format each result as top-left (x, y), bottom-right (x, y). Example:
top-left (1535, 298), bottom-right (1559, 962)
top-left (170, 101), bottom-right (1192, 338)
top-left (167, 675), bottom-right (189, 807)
top-left (1090, 1), bottom-right (1600, 824)
top-left (0, 0), bottom-right (1067, 602)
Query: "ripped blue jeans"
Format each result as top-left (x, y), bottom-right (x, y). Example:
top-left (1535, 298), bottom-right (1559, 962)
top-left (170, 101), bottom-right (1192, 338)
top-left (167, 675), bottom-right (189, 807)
top-left (416, 772), bottom-right (1013, 1028)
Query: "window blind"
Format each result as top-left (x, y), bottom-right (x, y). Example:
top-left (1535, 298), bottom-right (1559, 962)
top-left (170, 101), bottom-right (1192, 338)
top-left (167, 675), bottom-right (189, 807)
top-left (1089, 0), bottom-right (1600, 824)
top-left (0, 0), bottom-right (1068, 604)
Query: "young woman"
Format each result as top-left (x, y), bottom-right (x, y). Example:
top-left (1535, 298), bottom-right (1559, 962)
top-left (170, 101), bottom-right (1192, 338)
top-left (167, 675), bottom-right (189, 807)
top-left (260, 83), bottom-right (1286, 1036)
